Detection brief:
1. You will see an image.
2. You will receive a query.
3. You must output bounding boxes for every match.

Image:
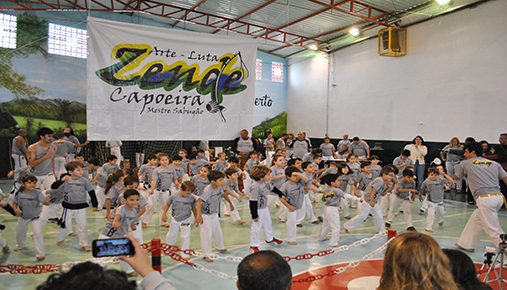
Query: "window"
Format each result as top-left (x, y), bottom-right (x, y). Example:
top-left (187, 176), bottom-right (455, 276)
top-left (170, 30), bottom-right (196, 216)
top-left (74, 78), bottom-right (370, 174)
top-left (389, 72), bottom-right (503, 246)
top-left (271, 61), bottom-right (283, 82)
top-left (255, 59), bottom-right (262, 80)
top-left (48, 23), bottom-right (87, 58)
top-left (0, 13), bottom-right (16, 49)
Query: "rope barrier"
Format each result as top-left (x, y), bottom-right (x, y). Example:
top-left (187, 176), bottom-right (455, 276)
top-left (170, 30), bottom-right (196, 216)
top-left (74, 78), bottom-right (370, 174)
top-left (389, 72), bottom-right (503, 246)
top-left (0, 229), bottom-right (396, 282)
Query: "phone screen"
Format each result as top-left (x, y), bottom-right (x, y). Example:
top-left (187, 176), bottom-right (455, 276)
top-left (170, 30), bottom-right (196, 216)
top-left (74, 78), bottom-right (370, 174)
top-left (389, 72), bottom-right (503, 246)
top-left (92, 238), bottom-right (135, 258)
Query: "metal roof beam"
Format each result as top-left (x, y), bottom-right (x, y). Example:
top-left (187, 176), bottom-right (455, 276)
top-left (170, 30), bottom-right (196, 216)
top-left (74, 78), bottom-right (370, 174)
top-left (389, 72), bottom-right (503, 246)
top-left (211, 0), bottom-right (277, 34)
top-left (308, 0), bottom-right (390, 26)
top-left (171, 0), bottom-right (208, 27)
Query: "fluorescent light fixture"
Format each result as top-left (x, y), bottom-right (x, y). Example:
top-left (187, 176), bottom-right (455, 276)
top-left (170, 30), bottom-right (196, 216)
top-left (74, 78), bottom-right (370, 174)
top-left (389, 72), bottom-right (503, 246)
top-left (308, 44), bottom-right (318, 50)
top-left (349, 27), bottom-right (359, 36)
top-left (436, 0), bottom-right (450, 4)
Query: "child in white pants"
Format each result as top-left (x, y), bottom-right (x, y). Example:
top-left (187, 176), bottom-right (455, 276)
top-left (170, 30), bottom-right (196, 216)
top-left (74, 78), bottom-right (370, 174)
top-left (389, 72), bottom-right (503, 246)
top-left (13, 175), bottom-right (49, 260)
top-left (344, 167), bottom-right (396, 233)
top-left (299, 162), bottom-right (319, 225)
top-left (279, 166), bottom-right (310, 245)
top-left (248, 165), bottom-right (283, 253)
top-left (385, 169), bottom-right (418, 231)
top-left (419, 167), bottom-right (453, 233)
top-left (194, 170), bottom-right (235, 262)
top-left (162, 181), bottom-right (197, 259)
top-left (318, 174), bottom-right (361, 247)
top-left (223, 168), bottom-right (247, 225)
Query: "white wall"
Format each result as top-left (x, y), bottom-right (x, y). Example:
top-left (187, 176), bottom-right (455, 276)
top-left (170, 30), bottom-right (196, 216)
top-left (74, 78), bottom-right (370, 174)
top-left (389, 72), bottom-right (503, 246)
top-left (287, 0), bottom-right (507, 143)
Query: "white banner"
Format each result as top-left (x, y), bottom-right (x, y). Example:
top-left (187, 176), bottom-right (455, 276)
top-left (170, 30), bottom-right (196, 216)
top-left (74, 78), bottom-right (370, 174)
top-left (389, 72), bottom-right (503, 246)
top-left (86, 17), bottom-right (256, 140)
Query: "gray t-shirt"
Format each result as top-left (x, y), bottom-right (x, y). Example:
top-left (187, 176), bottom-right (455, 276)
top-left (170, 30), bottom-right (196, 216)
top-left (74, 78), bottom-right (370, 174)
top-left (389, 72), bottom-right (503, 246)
top-left (102, 163), bottom-right (119, 176)
top-left (199, 185), bottom-right (223, 215)
top-left (46, 187), bottom-right (65, 205)
top-left (223, 178), bottom-right (239, 193)
top-left (347, 162), bottom-right (361, 180)
top-left (321, 167), bottom-right (338, 178)
top-left (455, 157), bottom-right (507, 199)
top-left (166, 193), bottom-right (196, 221)
top-left (280, 180), bottom-right (305, 209)
top-left (320, 143), bottom-right (336, 157)
top-left (337, 140), bottom-right (351, 153)
top-left (249, 181), bottom-right (271, 209)
top-left (192, 175), bottom-right (210, 196)
top-left (322, 187), bottom-right (346, 207)
top-left (302, 171), bottom-right (313, 194)
top-left (420, 176), bottom-right (449, 203)
top-left (152, 166), bottom-right (176, 190)
top-left (371, 165), bottom-right (382, 179)
top-left (139, 164), bottom-right (156, 183)
top-left (14, 189), bottom-right (45, 219)
top-left (246, 158), bottom-right (258, 173)
top-left (31, 143), bottom-right (55, 176)
top-left (395, 178), bottom-right (416, 199)
top-left (101, 205), bottom-right (139, 238)
top-left (53, 140), bottom-right (74, 157)
top-left (172, 166), bottom-right (184, 180)
top-left (393, 156), bottom-right (414, 177)
top-left (290, 139), bottom-right (310, 159)
top-left (64, 135), bottom-right (80, 154)
top-left (349, 141), bottom-right (369, 157)
top-left (213, 161), bottom-right (227, 172)
top-left (237, 138), bottom-right (253, 153)
top-left (95, 167), bottom-right (108, 188)
top-left (302, 152), bottom-right (313, 163)
top-left (263, 138), bottom-right (275, 152)
top-left (357, 172), bottom-right (372, 191)
top-left (63, 177), bottom-right (94, 205)
top-left (106, 184), bottom-right (125, 209)
top-left (179, 159), bottom-right (189, 174)
top-left (339, 175), bottom-right (355, 192)
top-left (189, 159), bottom-right (209, 176)
top-left (363, 177), bottom-right (387, 204)
top-left (443, 145), bottom-right (464, 162)
top-left (270, 166), bottom-right (286, 190)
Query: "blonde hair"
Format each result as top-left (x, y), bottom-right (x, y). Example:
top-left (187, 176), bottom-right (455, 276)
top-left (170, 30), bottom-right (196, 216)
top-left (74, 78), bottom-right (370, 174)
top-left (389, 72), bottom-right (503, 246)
top-left (449, 137), bottom-right (460, 148)
top-left (378, 232), bottom-right (459, 290)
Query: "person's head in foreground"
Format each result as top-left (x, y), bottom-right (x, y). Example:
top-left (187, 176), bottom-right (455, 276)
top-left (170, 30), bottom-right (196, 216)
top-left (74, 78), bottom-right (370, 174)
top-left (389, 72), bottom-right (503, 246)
top-left (36, 261), bottom-right (136, 290)
top-left (237, 250), bottom-right (292, 290)
top-left (442, 249), bottom-right (493, 290)
top-left (378, 232), bottom-right (459, 290)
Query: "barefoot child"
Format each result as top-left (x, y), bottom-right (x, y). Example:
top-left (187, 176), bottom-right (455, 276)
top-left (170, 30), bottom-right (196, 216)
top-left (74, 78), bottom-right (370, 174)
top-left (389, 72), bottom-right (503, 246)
top-left (194, 170), bottom-right (235, 262)
top-left (222, 168), bottom-right (247, 225)
top-left (249, 165), bottom-right (283, 253)
top-left (99, 189), bottom-right (140, 276)
top-left (385, 169), bottom-right (418, 231)
top-left (279, 166), bottom-right (309, 245)
top-left (318, 174), bottom-right (362, 247)
top-left (419, 167), bottom-right (454, 233)
top-left (162, 181), bottom-right (197, 259)
top-left (12, 175), bottom-right (49, 260)
top-left (343, 166), bottom-right (396, 233)
top-left (55, 161), bottom-right (98, 251)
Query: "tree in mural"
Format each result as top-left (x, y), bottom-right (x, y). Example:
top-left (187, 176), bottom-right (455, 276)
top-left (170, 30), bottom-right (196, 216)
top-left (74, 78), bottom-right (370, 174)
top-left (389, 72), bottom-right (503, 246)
top-left (0, 14), bottom-right (48, 99)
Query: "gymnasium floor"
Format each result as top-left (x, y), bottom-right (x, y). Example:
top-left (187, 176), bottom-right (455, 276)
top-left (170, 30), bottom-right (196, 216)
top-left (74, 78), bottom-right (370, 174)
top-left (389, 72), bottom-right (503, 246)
top-left (1, 178), bottom-right (506, 290)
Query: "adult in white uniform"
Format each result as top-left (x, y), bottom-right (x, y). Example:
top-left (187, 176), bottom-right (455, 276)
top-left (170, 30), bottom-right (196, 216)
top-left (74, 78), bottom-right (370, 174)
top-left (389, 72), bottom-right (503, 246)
top-left (454, 142), bottom-right (507, 252)
top-left (106, 140), bottom-right (122, 165)
top-left (11, 128), bottom-right (28, 170)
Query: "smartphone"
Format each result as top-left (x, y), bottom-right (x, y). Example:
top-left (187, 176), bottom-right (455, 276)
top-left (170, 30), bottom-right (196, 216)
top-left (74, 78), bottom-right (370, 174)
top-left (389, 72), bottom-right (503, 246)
top-left (92, 238), bottom-right (135, 258)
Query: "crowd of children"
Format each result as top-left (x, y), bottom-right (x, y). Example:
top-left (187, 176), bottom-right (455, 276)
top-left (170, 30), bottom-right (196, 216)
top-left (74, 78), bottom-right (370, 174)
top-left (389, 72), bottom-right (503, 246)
top-left (2, 131), bottom-right (472, 278)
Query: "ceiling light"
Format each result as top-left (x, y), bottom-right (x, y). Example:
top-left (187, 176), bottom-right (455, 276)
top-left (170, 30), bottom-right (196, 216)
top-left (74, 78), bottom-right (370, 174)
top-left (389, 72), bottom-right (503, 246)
top-left (308, 44), bottom-right (318, 50)
top-left (349, 27), bottom-right (360, 36)
top-left (436, 0), bottom-right (450, 5)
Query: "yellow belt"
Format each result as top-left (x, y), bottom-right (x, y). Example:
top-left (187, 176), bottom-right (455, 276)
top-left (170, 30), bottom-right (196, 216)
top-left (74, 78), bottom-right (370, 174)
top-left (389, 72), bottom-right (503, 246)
top-left (477, 193), bottom-right (507, 208)
top-left (477, 193), bottom-right (502, 199)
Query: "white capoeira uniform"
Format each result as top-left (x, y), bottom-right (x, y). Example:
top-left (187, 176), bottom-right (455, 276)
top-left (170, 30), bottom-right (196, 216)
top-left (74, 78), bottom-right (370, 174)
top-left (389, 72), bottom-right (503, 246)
top-left (344, 177), bottom-right (388, 233)
top-left (250, 180), bottom-right (275, 247)
top-left (165, 193), bottom-right (195, 258)
top-left (198, 185), bottom-right (226, 258)
top-left (14, 189), bottom-right (46, 258)
top-left (11, 135), bottom-right (27, 170)
top-left (455, 156), bottom-right (507, 250)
